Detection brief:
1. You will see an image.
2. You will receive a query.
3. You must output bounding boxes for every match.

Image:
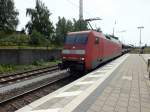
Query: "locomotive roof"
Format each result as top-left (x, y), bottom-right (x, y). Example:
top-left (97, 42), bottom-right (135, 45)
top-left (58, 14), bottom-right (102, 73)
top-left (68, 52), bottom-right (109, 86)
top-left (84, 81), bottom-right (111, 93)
top-left (68, 30), bottom-right (92, 35)
top-left (67, 30), bottom-right (121, 44)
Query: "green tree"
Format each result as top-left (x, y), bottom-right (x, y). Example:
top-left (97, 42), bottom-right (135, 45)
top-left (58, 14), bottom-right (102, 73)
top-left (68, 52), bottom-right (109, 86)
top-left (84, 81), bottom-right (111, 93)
top-left (29, 29), bottom-right (48, 45)
top-left (0, 0), bottom-right (19, 32)
top-left (55, 17), bottom-right (73, 45)
top-left (26, 0), bottom-right (54, 39)
top-left (73, 19), bottom-right (88, 31)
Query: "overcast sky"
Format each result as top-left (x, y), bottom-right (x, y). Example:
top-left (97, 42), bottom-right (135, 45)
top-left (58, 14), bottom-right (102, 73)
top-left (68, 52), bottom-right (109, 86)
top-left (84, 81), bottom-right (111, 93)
top-left (14, 0), bottom-right (150, 46)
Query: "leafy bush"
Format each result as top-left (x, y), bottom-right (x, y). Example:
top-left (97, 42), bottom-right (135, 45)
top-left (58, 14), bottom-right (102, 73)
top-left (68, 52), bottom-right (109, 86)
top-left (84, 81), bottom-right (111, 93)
top-left (29, 29), bottom-right (50, 46)
top-left (0, 30), bottom-right (55, 47)
top-left (0, 32), bottom-right (29, 46)
top-left (32, 59), bottom-right (44, 66)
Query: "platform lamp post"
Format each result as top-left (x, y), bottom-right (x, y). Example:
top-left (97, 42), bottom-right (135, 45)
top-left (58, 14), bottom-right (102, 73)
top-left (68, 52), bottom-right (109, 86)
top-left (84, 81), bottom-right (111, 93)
top-left (137, 26), bottom-right (144, 52)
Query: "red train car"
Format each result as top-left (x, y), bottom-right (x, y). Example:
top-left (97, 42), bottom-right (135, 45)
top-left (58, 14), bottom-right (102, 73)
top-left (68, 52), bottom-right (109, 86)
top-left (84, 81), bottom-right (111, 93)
top-left (60, 30), bottom-right (122, 71)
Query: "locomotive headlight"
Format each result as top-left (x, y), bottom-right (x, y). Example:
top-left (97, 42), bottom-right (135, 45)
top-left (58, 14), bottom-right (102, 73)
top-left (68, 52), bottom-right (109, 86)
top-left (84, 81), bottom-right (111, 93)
top-left (81, 58), bottom-right (85, 61)
top-left (62, 57), bottom-right (66, 59)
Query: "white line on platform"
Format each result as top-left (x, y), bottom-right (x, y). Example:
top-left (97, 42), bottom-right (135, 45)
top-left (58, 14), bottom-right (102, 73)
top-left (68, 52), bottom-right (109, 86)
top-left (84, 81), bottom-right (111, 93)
top-left (31, 108), bottom-right (61, 112)
top-left (122, 76), bottom-right (132, 80)
top-left (94, 69), bottom-right (109, 73)
top-left (54, 91), bottom-right (82, 98)
top-left (93, 70), bottom-right (108, 73)
top-left (91, 71), bottom-right (106, 74)
top-left (74, 81), bottom-right (94, 85)
top-left (90, 71), bottom-right (106, 75)
top-left (88, 75), bottom-right (103, 78)
top-left (103, 67), bottom-right (113, 69)
top-left (105, 65), bottom-right (113, 67)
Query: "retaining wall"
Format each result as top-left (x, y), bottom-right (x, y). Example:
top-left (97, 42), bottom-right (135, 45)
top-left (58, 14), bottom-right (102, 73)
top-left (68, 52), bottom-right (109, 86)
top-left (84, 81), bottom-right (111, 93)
top-left (0, 49), bottom-right (61, 64)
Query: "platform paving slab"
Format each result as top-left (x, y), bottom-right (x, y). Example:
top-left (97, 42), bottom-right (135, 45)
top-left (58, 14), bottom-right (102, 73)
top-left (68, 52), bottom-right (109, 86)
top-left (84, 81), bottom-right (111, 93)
top-left (86, 54), bottom-right (150, 112)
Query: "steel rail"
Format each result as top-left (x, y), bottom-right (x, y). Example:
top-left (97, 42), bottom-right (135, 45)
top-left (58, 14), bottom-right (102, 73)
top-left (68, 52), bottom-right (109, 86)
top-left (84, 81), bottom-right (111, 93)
top-left (0, 65), bottom-right (59, 84)
top-left (0, 72), bottom-right (68, 105)
top-left (0, 65), bottom-right (58, 78)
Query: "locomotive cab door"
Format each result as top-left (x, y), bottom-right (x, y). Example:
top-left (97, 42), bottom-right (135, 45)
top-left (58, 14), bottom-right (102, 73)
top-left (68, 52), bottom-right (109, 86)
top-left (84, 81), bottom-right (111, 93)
top-left (91, 36), bottom-right (103, 68)
top-left (97, 36), bottom-right (103, 62)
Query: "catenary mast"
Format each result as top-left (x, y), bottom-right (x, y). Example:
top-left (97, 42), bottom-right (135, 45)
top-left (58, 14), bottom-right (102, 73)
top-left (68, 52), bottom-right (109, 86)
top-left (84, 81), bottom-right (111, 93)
top-left (79, 0), bottom-right (83, 20)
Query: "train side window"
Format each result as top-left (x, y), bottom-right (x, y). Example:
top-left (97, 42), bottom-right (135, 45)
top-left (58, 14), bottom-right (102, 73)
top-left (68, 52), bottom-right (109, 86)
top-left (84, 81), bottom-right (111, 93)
top-left (95, 37), bottom-right (99, 44)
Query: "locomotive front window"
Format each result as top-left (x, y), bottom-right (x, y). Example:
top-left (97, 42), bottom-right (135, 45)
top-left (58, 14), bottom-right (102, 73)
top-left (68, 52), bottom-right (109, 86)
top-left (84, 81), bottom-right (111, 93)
top-left (65, 34), bottom-right (88, 44)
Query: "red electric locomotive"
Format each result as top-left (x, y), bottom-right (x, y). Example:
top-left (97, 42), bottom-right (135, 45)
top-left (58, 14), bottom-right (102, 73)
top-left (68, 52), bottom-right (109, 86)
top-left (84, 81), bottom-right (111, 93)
top-left (60, 30), bottom-right (122, 72)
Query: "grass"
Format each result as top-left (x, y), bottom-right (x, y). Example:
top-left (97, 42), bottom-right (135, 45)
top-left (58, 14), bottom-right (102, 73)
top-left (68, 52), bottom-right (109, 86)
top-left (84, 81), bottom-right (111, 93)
top-left (0, 60), bottom-right (61, 75)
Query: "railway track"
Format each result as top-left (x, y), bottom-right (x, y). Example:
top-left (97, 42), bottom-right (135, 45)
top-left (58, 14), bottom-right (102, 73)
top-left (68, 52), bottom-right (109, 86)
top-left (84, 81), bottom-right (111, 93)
top-left (0, 56), bottom-right (120, 112)
top-left (0, 65), bottom-right (59, 85)
top-left (0, 72), bottom-right (81, 112)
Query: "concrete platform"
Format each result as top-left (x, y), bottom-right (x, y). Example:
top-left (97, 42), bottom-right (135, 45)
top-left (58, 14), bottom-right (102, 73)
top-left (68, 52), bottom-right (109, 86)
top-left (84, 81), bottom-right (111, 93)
top-left (87, 54), bottom-right (150, 112)
top-left (16, 54), bottom-right (150, 112)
